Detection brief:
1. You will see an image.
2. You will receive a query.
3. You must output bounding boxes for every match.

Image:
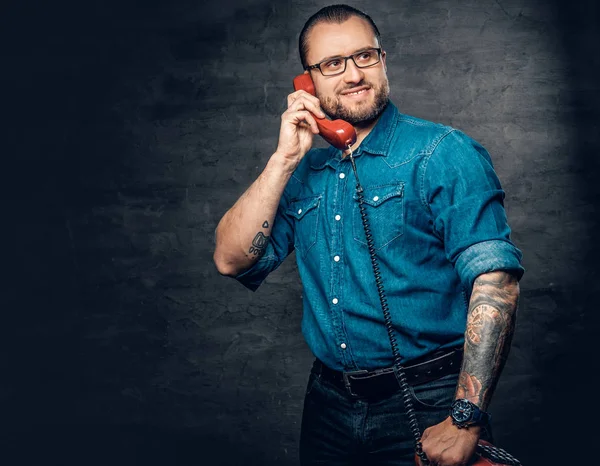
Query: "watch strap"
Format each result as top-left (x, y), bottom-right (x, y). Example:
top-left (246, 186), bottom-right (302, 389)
top-left (471, 406), bottom-right (491, 426)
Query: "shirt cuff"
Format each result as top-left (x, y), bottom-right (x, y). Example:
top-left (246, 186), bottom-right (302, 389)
top-left (455, 239), bottom-right (525, 292)
top-left (233, 255), bottom-right (277, 291)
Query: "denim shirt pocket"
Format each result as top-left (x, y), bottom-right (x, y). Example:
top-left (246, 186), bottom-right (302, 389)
top-left (287, 195), bottom-right (321, 258)
top-left (352, 182), bottom-right (405, 250)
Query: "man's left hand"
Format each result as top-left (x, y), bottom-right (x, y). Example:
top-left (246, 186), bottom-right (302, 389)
top-left (417, 417), bottom-right (480, 466)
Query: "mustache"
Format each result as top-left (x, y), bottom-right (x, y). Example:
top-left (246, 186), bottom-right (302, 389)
top-left (339, 81), bottom-right (373, 92)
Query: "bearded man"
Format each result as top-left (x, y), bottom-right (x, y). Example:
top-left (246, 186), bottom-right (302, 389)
top-left (213, 5), bottom-right (524, 466)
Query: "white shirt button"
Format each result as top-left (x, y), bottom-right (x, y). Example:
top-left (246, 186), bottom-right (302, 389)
top-left (340, 343), bottom-right (347, 349)
top-left (339, 173), bottom-right (345, 179)
top-left (335, 214), bottom-right (341, 221)
top-left (332, 298), bottom-right (339, 304)
top-left (297, 209), bottom-right (302, 214)
top-left (372, 195), bottom-right (379, 202)
top-left (334, 255), bottom-right (340, 262)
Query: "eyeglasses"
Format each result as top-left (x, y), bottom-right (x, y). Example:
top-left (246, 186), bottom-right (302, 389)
top-left (305, 48), bottom-right (382, 76)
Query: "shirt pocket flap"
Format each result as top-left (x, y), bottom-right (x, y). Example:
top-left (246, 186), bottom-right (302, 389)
top-left (287, 196), bottom-right (321, 220)
top-left (353, 183), bottom-right (404, 207)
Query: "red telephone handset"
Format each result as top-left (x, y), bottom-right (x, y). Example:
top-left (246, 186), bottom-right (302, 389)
top-left (293, 74), bottom-right (357, 150)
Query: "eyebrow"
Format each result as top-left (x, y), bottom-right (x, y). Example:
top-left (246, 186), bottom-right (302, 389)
top-left (315, 46), bottom-right (377, 64)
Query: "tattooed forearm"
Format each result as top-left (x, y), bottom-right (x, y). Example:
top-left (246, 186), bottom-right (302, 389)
top-left (456, 271), bottom-right (520, 409)
top-left (248, 221), bottom-right (270, 257)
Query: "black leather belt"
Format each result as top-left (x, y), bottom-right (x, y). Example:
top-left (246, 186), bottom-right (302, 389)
top-left (313, 347), bottom-right (463, 399)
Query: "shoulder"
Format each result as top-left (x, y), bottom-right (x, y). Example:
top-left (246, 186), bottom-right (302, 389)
top-left (385, 111), bottom-right (455, 167)
top-left (427, 128), bottom-right (494, 170)
top-left (422, 127), bottom-right (501, 191)
top-left (389, 108), bottom-right (493, 169)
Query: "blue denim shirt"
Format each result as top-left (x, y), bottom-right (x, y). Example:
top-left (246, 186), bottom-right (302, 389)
top-left (235, 102), bottom-right (524, 371)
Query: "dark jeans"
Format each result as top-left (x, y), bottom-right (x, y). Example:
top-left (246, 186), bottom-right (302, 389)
top-left (299, 363), bottom-right (491, 465)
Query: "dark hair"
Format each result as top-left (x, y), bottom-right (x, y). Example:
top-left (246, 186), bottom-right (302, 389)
top-left (298, 4), bottom-right (382, 69)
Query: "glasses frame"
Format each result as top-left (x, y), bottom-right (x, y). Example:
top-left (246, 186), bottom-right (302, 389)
top-left (305, 47), bottom-right (383, 76)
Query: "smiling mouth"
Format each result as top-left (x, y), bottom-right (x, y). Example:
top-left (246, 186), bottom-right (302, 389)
top-left (346, 89), bottom-right (367, 96)
top-left (341, 86), bottom-right (370, 97)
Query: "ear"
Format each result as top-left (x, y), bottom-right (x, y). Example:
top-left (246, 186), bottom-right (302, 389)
top-left (381, 50), bottom-right (387, 71)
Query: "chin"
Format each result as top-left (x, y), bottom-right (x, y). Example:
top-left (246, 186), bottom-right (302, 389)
top-left (341, 104), bottom-right (386, 126)
top-left (321, 90), bottom-right (389, 125)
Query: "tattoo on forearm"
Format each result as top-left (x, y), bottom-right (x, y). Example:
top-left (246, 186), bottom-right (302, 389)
top-left (248, 220), bottom-right (270, 257)
top-left (249, 232), bottom-right (268, 256)
top-left (457, 271), bottom-right (519, 408)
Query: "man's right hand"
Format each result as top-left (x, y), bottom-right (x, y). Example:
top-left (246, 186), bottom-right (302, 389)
top-left (274, 89), bottom-right (326, 170)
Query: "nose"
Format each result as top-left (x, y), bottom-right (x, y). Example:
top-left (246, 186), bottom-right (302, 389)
top-left (343, 57), bottom-right (364, 84)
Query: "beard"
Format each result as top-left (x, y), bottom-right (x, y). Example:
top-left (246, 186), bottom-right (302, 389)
top-left (318, 79), bottom-right (390, 126)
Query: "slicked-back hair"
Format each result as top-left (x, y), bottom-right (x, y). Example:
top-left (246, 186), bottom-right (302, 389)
top-left (299, 4), bottom-right (381, 69)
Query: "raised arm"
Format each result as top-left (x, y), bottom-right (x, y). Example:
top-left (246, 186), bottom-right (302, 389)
top-left (213, 88), bottom-right (326, 277)
top-left (213, 157), bottom-right (293, 277)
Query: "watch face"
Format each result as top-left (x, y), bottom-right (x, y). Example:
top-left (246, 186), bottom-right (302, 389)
top-left (451, 399), bottom-right (474, 423)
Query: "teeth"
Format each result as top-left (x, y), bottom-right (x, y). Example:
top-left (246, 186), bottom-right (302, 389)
top-left (347, 89), bottom-right (366, 95)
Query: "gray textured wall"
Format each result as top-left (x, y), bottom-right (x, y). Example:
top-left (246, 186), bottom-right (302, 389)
top-left (4, 0), bottom-right (599, 465)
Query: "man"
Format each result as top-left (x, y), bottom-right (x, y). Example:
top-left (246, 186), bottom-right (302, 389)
top-left (213, 5), bottom-right (523, 466)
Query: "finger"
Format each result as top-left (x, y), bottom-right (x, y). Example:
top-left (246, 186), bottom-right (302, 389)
top-left (283, 110), bottom-right (320, 134)
top-left (290, 98), bottom-right (326, 120)
top-left (287, 90), bottom-right (303, 107)
top-left (287, 89), bottom-right (319, 107)
top-left (287, 93), bottom-right (326, 118)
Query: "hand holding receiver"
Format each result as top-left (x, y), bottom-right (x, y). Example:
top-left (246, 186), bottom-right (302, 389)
top-left (293, 74), bottom-right (357, 150)
top-left (415, 438), bottom-right (518, 466)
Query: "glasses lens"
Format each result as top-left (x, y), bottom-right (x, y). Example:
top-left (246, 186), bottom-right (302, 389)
top-left (353, 49), bottom-right (380, 68)
top-left (321, 58), bottom-right (346, 76)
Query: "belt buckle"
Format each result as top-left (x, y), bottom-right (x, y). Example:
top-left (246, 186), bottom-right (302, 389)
top-left (342, 369), bottom-right (370, 396)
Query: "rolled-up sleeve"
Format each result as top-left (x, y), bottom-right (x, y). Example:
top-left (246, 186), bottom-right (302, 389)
top-left (454, 240), bottom-right (523, 291)
top-left (423, 130), bottom-right (524, 291)
top-left (234, 193), bottom-right (295, 291)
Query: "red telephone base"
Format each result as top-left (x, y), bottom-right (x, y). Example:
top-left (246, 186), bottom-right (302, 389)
top-left (414, 440), bottom-right (514, 466)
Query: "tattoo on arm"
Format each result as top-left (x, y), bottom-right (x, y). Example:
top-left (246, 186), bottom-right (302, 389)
top-left (456, 271), bottom-right (520, 408)
top-left (248, 220), bottom-right (270, 257)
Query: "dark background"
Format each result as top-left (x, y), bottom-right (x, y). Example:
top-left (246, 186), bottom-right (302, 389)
top-left (3, 0), bottom-right (599, 465)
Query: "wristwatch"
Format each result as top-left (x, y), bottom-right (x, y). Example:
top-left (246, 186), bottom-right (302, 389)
top-left (449, 399), bottom-right (491, 428)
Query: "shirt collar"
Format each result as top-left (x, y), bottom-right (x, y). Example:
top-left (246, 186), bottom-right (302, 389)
top-left (310, 101), bottom-right (399, 170)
